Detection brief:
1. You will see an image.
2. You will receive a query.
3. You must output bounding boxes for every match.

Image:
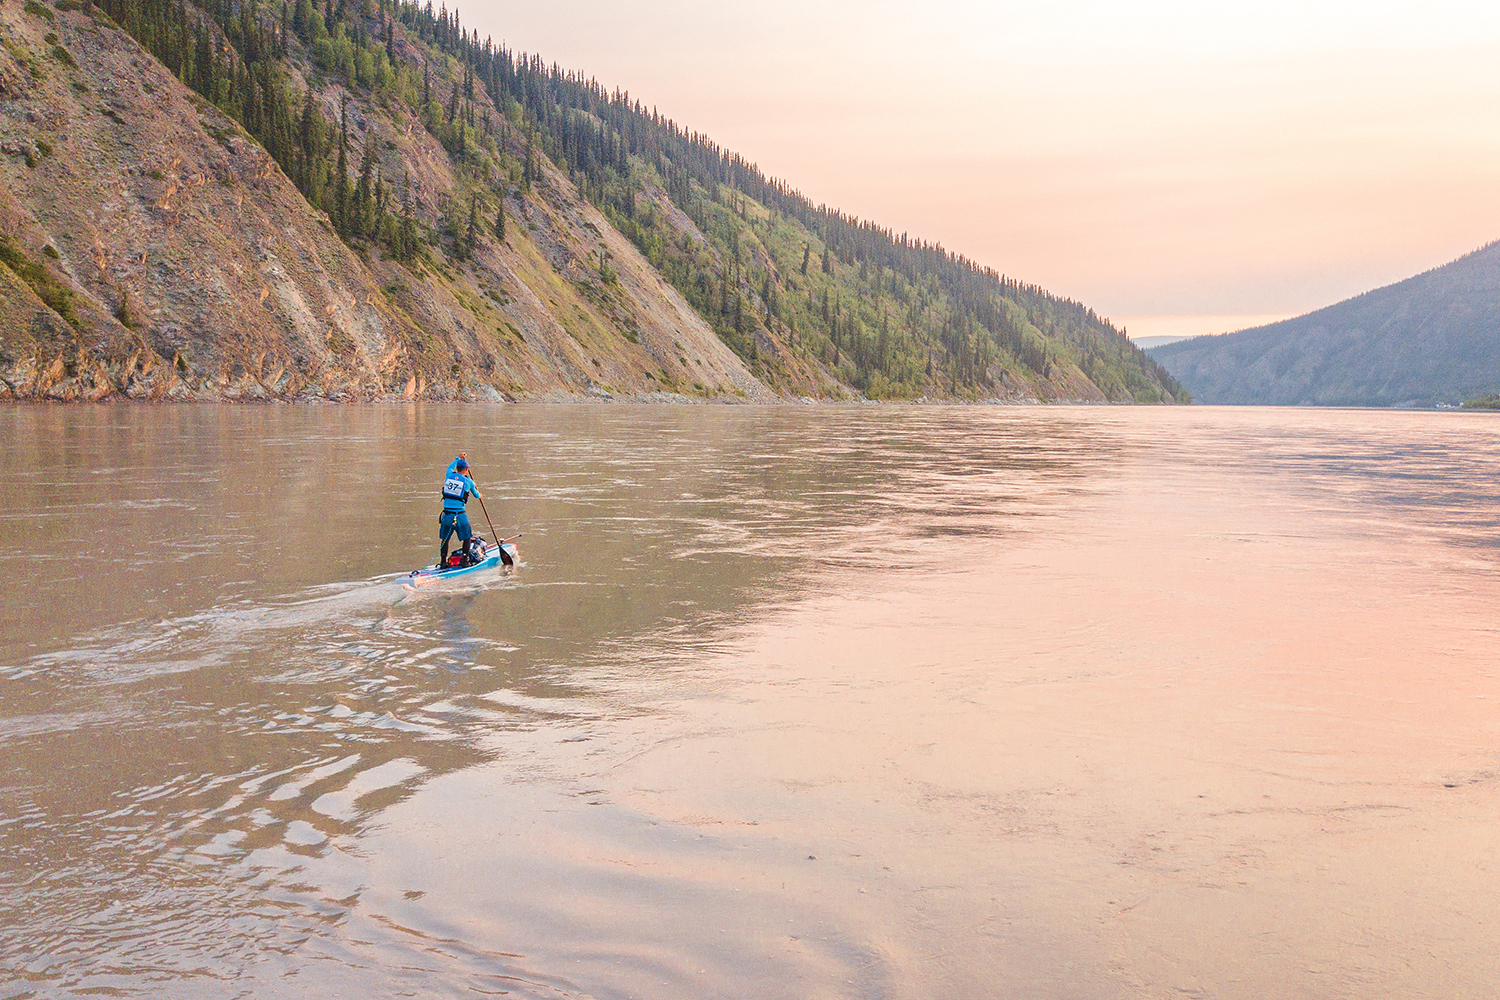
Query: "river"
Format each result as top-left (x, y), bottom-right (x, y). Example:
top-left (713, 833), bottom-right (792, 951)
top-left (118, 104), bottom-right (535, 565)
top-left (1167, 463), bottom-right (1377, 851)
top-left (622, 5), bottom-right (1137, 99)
top-left (2, 404), bottom-right (1498, 999)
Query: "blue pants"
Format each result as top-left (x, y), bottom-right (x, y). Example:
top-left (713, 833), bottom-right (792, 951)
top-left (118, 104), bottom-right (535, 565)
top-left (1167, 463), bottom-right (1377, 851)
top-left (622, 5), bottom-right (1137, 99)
top-left (439, 510), bottom-right (472, 546)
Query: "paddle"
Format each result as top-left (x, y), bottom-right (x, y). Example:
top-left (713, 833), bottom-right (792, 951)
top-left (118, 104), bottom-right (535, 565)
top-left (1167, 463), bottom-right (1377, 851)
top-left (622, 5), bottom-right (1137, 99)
top-left (476, 493), bottom-right (512, 566)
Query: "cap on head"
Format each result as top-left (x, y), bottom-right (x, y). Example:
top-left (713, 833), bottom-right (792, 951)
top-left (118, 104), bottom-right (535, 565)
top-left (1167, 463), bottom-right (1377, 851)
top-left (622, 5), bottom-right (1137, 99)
top-left (455, 459), bottom-right (469, 471)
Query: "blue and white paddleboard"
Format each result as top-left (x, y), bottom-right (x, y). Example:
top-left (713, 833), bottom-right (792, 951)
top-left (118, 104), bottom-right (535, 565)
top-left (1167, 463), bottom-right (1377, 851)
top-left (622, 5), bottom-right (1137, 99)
top-left (405, 541), bottom-right (518, 588)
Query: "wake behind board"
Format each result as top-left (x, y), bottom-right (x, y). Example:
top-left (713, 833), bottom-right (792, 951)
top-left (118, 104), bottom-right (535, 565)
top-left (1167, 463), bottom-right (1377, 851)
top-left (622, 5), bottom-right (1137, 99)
top-left (405, 541), bottom-right (518, 588)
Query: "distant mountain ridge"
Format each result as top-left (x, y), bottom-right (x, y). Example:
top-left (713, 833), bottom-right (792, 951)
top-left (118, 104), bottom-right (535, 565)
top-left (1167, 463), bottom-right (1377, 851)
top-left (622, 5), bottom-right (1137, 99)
top-left (1149, 241), bottom-right (1500, 407)
top-left (0, 0), bottom-right (1185, 403)
top-left (1130, 336), bottom-right (1188, 351)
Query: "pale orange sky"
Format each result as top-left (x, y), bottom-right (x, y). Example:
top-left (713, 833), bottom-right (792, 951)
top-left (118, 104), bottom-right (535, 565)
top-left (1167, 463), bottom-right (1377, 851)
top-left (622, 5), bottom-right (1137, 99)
top-left (463, 1), bottom-right (1500, 339)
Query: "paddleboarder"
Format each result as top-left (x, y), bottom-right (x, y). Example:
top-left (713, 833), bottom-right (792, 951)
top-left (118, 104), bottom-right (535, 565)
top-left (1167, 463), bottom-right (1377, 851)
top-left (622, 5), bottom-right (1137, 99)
top-left (438, 454), bottom-right (481, 568)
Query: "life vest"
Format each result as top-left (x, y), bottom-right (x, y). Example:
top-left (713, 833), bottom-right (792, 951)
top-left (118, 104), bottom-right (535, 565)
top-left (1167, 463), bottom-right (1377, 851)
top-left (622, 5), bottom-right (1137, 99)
top-left (441, 475), bottom-right (470, 505)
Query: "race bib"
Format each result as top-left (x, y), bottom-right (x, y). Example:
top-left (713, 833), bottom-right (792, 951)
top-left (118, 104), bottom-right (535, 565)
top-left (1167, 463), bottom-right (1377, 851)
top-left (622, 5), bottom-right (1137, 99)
top-left (443, 477), bottom-right (467, 499)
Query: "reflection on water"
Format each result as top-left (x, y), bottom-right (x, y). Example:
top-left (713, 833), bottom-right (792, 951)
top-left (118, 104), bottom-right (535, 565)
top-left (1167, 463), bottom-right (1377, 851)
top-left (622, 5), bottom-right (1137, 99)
top-left (2, 405), bottom-right (1499, 998)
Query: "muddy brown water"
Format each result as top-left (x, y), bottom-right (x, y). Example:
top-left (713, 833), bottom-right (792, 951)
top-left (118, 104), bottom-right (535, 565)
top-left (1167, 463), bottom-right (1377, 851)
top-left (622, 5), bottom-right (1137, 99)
top-left (2, 404), bottom-right (1498, 999)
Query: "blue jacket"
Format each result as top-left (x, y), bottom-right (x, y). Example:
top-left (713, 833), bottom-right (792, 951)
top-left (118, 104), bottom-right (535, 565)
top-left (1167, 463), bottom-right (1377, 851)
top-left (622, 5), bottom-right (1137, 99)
top-left (441, 461), bottom-right (479, 512)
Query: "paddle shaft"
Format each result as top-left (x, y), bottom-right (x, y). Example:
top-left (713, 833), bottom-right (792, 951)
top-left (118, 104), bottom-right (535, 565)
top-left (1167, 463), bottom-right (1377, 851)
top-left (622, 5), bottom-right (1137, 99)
top-left (476, 493), bottom-right (499, 548)
top-left (476, 494), bottom-right (520, 567)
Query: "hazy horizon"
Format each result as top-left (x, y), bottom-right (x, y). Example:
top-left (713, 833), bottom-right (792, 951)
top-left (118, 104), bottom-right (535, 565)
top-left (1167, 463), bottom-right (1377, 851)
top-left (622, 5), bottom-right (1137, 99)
top-left (458, 0), bottom-right (1500, 340)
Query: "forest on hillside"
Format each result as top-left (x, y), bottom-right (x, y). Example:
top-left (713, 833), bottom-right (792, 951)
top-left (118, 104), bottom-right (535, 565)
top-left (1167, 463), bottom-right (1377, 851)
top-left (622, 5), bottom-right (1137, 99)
top-left (88, 0), bottom-right (1186, 402)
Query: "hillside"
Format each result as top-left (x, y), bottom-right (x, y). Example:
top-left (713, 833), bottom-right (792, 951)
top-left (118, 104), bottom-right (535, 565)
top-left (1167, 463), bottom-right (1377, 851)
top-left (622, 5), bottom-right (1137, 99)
top-left (1150, 241), bottom-right (1500, 407)
top-left (0, 0), bottom-right (1186, 404)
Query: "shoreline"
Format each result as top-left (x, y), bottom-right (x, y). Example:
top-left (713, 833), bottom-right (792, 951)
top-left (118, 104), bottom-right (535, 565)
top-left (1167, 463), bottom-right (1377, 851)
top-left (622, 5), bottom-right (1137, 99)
top-left (0, 392), bottom-right (1150, 407)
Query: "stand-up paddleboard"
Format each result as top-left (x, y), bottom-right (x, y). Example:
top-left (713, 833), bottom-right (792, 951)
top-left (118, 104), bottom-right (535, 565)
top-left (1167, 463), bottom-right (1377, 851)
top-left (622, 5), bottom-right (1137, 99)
top-left (405, 538), bottom-right (518, 588)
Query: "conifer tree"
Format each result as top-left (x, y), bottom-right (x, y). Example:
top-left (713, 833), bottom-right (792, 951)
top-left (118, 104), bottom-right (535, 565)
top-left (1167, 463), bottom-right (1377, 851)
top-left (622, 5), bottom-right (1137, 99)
top-left (356, 134), bottom-right (376, 236)
top-left (335, 102), bottom-right (350, 234)
top-left (800, 243), bottom-right (810, 276)
top-left (464, 195), bottom-right (478, 259)
top-left (398, 170), bottom-right (416, 262)
top-left (297, 93), bottom-right (316, 187)
top-left (494, 202), bottom-right (505, 242)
